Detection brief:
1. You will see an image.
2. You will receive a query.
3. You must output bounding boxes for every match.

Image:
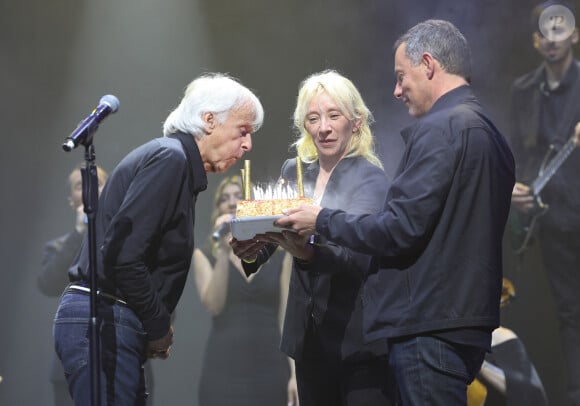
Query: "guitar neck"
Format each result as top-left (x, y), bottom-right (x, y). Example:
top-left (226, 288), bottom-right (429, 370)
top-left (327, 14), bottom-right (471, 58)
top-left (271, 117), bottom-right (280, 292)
top-left (532, 137), bottom-right (576, 195)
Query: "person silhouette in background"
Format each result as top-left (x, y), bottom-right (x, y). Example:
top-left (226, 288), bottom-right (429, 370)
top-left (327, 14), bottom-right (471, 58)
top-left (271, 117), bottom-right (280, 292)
top-left (508, 2), bottom-right (580, 403)
top-left (38, 164), bottom-right (109, 405)
top-left (193, 175), bottom-right (297, 406)
top-left (39, 164), bottom-right (108, 296)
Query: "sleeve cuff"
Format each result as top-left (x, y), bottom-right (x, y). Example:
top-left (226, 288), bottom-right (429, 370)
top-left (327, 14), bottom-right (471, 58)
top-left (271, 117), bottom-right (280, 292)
top-left (316, 208), bottom-right (332, 237)
top-left (143, 314), bottom-right (171, 341)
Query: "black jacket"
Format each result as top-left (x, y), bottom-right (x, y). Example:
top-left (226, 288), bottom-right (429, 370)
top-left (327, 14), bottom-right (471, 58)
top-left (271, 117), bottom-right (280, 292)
top-left (70, 133), bottom-right (207, 340)
top-left (38, 230), bottom-right (84, 296)
top-left (245, 156), bottom-right (390, 362)
top-left (316, 86), bottom-right (515, 346)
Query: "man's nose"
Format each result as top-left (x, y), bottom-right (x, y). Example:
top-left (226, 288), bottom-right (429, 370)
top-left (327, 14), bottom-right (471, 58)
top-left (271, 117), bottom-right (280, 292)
top-left (242, 134), bottom-right (252, 152)
top-left (393, 83), bottom-right (402, 99)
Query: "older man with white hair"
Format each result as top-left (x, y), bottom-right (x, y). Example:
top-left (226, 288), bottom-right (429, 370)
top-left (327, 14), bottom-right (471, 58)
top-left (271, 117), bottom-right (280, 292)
top-left (54, 73), bottom-right (263, 405)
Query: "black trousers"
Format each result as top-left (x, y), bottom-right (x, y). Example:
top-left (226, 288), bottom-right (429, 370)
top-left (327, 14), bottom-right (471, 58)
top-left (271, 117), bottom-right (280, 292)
top-left (295, 326), bottom-right (398, 406)
top-left (540, 228), bottom-right (580, 405)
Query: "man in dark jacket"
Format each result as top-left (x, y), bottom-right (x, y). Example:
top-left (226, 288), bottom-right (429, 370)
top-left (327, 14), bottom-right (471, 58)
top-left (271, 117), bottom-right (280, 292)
top-left (277, 20), bottom-right (515, 405)
top-left (53, 73), bottom-right (263, 405)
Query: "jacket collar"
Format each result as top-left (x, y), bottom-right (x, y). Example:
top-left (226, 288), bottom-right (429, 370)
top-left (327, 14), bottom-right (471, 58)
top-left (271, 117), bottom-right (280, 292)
top-left (400, 85), bottom-right (475, 143)
top-left (169, 132), bottom-right (208, 194)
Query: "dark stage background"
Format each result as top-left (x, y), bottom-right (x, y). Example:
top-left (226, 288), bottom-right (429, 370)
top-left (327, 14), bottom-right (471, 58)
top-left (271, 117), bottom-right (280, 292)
top-left (0, 0), bottom-right (570, 404)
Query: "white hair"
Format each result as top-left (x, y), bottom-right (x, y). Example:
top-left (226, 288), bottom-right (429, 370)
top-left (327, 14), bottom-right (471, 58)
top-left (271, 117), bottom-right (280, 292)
top-left (163, 73), bottom-right (264, 138)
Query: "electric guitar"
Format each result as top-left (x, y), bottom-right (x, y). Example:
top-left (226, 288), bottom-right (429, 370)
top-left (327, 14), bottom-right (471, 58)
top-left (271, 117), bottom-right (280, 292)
top-left (510, 123), bottom-right (580, 254)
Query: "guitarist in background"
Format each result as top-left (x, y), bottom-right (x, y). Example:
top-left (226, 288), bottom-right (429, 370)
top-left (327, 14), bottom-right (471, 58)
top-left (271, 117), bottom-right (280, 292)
top-left (508, 1), bottom-right (580, 404)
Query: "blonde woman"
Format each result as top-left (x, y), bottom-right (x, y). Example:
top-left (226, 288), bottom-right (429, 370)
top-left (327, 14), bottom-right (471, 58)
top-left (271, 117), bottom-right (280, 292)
top-left (234, 70), bottom-right (397, 406)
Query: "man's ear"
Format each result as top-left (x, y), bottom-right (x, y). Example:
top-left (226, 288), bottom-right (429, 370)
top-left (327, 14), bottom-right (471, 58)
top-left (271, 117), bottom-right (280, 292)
top-left (202, 112), bottom-right (215, 134)
top-left (422, 52), bottom-right (435, 80)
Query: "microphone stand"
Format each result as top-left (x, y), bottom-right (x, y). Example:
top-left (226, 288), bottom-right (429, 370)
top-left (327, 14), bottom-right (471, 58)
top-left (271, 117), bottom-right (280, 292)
top-left (80, 143), bottom-right (102, 406)
top-left (62, 95), bottom-right (119, 406)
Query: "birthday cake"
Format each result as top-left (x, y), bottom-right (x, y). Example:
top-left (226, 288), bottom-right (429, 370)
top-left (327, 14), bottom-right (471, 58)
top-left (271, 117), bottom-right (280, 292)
top-left (235, 197), bottom-right (313, 218)
top-left (230, 157), bottom-right (309, 239)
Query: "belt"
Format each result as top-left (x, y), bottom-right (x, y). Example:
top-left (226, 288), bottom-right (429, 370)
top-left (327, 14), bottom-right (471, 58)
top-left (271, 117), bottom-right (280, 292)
top-left (66, 284), bottom-right (128, 306)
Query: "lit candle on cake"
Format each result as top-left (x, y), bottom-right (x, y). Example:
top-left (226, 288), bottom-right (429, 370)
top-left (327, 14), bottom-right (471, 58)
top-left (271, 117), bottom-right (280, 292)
top-left (240, 168), bottom-right (245, 195)
top-left (296, 156), bottom-right (304, 197)
top-left (243, 160), bottom-right (251, 200)
top-left (233, 157), bottom-right (314, 220)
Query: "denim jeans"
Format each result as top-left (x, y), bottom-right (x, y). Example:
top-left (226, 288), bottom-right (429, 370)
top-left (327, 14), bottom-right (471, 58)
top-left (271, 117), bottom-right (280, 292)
top-left (53, 290), bottom-right (149, 405)
top-left (389, 335), bottom-right (485, 406)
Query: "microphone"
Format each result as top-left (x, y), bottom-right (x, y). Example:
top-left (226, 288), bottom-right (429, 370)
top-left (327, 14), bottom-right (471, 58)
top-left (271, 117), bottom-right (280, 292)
top-left (62, 95), bottom-right (120, 151)
top-left (212, 215), bottom-right (234, 241)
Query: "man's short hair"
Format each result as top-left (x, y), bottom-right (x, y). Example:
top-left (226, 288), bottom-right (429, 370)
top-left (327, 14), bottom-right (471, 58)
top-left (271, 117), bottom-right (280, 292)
top-left (394, 19), bottom-right (472, 83)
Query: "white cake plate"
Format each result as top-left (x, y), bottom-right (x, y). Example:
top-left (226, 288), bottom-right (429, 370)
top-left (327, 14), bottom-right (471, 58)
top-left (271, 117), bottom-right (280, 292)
top-left (230, 215), bottom-right (293, 240)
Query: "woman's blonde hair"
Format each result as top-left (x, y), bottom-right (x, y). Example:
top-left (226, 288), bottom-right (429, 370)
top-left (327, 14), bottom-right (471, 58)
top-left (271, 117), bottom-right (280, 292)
top-left (292, 70), bottom-right (382, 169)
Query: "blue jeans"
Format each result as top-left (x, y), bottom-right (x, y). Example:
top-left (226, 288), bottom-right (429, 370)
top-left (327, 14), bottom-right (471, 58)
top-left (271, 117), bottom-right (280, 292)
top-left (389, 335), bottom-right (485, 406)
top-left (53, 291), bottom-right (149, 405)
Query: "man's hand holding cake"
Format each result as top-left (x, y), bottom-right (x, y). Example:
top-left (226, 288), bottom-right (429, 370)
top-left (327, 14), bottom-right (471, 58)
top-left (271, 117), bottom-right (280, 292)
top-left (275, 205), bottom-right (321, 238)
